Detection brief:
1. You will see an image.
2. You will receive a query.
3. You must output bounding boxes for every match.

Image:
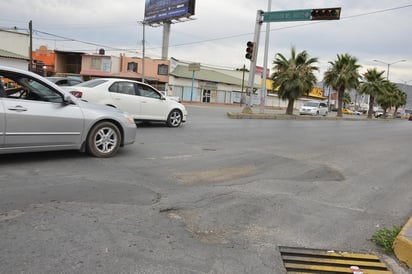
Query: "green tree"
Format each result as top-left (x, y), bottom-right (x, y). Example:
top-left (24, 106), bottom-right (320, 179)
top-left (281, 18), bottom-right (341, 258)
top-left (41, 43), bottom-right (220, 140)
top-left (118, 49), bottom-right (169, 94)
top-left (376, 81), bottom-right (404, 117)
top-left (393, 89), bottom-right (407, 117)
top-left (359, 68), bottom-right (386, 118)
top-left (343, 92), bottom-right (352, 108)
top-left (323, 54), bottom-right (361, 117)
top-left (271, 47), bottom-right (319, 115)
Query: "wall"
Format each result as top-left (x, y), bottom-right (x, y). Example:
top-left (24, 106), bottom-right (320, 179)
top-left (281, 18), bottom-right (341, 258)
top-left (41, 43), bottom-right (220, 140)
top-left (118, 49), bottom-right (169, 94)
top-left (0, 57), bottom-right (27, 70)
top-left (0, 30), bottom-right (29, 58)
top-left (121, 56), bottom-right (169, 83)
top-left (80, 55), bottom-right (120, 77)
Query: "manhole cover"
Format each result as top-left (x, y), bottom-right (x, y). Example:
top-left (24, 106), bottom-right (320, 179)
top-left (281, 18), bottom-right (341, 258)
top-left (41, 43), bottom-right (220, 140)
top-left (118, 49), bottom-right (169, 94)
top-left (279, 246), bottom-right (392, 273)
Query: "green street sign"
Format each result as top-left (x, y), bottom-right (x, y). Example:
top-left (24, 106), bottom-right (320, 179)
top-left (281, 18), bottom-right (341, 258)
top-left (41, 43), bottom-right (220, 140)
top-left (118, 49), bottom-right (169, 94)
top-left (263, 9), bottom-right (311, 22)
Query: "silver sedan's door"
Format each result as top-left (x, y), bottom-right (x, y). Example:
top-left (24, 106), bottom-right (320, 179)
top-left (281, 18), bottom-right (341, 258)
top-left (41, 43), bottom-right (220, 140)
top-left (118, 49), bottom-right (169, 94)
top-left (3, 98), bottom-right (85, 149)
top-left (0, 99), bottom-right (5, 147)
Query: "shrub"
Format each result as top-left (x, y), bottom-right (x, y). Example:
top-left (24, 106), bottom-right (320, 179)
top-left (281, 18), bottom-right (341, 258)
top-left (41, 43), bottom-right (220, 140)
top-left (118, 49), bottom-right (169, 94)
top-left (371, 226), bottom-right (401, 254)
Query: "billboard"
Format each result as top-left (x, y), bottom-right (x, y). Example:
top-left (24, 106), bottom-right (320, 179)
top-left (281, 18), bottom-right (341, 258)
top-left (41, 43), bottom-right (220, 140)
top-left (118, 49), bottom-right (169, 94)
top-left (144, 0), bottom-right (196, 23)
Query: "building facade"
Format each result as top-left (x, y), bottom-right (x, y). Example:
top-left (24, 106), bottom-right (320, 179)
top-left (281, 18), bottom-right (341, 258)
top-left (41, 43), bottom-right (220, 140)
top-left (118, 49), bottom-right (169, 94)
top-left (29, 46), bottom-right (327, 109)
top-left (0, 29), bottom-right (30, 70)
top-left (168, 58), bottom-right (326, 109)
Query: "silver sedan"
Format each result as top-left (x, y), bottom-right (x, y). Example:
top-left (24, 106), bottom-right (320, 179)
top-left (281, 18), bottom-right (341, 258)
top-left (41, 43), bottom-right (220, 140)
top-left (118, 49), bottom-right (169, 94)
top-left (0, 66), bottom-right (137, 158)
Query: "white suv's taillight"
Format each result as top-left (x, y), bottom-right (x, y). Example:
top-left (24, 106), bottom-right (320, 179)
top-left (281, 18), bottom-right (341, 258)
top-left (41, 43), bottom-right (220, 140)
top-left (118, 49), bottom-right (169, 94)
top-left (70, 91), bottom-right (83, 98)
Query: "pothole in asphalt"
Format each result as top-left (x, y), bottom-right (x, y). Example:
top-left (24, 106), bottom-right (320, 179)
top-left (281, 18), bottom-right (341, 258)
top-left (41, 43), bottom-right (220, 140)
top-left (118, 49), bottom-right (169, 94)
top-left (290, 166), bottom-right (345, 182)
top-left (163, 208), bottom-right (233, 244)
top-left (174, 165), bottom-right (257, 185)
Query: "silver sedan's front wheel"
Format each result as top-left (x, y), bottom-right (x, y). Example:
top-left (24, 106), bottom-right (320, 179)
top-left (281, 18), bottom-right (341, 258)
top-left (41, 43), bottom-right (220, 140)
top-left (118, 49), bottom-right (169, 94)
top-left (87, 122), bottom-right (121, 157)
top-left (166, 109), bottom-right (183, 127)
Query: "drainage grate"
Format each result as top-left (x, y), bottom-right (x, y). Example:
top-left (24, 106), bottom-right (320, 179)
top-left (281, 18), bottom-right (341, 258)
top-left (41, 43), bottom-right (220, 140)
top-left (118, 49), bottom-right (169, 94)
top-left (279, 246), bottom-right (392, 274)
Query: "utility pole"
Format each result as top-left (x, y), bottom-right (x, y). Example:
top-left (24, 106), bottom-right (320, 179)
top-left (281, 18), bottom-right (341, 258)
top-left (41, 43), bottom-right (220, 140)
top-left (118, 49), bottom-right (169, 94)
top-left (260, 0), bottom-right (272, 114)
top-left (243, 10), bottom-right (263, 113)
top-left (29, 20), bottom-right (33, 71)
top-left (142, 21), bottom-right (146, 83)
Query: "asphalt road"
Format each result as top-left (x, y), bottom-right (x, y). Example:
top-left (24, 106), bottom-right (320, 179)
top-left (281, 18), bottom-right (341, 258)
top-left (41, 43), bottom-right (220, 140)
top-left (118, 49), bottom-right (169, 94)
top-left (0, 104), bottom-right (411, 274)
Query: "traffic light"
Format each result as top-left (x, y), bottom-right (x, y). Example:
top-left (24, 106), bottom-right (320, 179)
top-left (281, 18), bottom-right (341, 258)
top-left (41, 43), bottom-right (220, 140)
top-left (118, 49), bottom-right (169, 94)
top-left (311, 8), bottom-right (341, 20)
top-left (245, 41), bottom-right (255, 61)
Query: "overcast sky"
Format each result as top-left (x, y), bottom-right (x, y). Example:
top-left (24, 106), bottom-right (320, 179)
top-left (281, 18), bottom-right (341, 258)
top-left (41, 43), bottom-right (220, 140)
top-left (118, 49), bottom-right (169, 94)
top-left (1, 0), bottom-right (411, 83)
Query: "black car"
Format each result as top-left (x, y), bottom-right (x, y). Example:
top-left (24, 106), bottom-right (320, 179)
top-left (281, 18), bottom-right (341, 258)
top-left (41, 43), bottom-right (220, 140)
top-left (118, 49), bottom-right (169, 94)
top-left (46, 77), bottom-right (83, 86)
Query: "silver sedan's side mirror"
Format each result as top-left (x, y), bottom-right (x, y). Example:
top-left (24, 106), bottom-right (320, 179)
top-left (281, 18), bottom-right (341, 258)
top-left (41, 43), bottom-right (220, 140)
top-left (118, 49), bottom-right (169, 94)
top-left (63, 94), bottom-right (75, 105)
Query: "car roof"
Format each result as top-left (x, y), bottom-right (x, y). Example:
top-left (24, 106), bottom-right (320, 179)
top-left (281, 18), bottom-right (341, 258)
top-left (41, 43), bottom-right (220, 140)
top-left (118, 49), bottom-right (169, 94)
top-left (80, 78), bottom-right (156, 88)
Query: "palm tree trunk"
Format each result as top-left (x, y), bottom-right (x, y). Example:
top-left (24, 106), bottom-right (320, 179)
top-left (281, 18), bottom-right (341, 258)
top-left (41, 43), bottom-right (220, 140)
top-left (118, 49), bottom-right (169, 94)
top-left (367, 96), bottom-right (375, 118)
top-left (286, 99), bottom-right (294, 115)
top-left (337, 88), bottom-right (344, 117)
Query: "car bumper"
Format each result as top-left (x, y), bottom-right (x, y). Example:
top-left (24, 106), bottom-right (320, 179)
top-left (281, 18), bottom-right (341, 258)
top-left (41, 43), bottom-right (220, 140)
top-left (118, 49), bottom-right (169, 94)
top-left (122, 123), bottom-right (137, 146)
top-left (299, 110), bottom-right (316, 115)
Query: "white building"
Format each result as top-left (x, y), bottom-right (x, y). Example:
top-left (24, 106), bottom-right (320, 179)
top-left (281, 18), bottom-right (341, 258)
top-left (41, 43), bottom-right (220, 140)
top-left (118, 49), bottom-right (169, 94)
top-left (168, 58), bottom-right (268, 104)
top-left (167, 58), bottom-right (310, 110)
top-left (0, 29), bottom-right (30, 70)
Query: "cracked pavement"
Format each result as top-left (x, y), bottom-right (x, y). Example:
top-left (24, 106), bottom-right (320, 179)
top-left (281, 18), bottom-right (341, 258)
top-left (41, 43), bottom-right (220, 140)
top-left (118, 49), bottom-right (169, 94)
top-left (0, 105), bottom-right (411, 274)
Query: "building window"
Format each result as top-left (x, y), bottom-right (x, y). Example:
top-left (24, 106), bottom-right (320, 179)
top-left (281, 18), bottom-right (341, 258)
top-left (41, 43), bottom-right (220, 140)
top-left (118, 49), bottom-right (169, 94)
top-left (91, 58), bottom-right (101, 70)
top-left (158, 64), bottom-right (168, 75)
top-left (128, 62), bottom-right (138, 72)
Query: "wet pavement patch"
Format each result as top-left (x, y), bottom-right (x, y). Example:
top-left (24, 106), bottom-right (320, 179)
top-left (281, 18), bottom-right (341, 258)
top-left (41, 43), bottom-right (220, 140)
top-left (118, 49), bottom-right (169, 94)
top-left (279, 246), bottom-right (392, 273)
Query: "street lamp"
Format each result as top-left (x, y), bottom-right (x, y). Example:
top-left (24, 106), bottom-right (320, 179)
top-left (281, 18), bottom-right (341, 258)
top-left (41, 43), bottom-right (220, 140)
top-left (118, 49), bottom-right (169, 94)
top-left (373, 59), bottom-right (406, 80)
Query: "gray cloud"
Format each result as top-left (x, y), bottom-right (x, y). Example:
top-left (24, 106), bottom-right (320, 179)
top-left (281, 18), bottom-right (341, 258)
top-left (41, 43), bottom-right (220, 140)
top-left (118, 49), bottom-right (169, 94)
top-left (1, 0), bottom-right (411, 82)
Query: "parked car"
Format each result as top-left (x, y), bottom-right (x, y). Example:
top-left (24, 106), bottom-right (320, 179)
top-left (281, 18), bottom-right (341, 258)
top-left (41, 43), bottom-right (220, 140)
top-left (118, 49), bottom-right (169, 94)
top-left (342, 108), bottom-right (354, 115)
top-left (299, 101), bottom-right (328, 116)
top-left (65, 79), bottom-right (187, 127)
top-left (374, 109), bottom-right (384, 118)
top-left (0, 66), bottom-right (137, 158)
top-left (46, 76), bottom-right (83, 86)
top-left (409, 114), bottom-right (412, 121)
top-left (352, 110), bottom-right (362, 116)
top-left (402, 109), bottom-right (412, 119)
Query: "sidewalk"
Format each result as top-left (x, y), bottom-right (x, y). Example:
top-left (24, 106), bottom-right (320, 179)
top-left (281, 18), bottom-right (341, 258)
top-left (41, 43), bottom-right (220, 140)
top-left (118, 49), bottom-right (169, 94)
top-left (394, 216), bottom-right (412, 268)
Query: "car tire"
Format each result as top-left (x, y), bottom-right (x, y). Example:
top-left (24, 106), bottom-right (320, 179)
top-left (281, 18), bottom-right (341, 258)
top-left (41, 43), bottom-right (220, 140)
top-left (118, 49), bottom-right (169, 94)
top-left (166, 109), bottom-right (183, 127)
top-left (86, 121), bottom-right (121, 158)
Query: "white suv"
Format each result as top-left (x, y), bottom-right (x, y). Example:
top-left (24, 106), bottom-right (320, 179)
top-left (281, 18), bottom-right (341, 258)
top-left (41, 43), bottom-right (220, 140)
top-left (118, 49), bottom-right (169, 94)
top-left (299, 101), bottom-right (328, 116)
top-left (65, 79), bottom-right (187, 127)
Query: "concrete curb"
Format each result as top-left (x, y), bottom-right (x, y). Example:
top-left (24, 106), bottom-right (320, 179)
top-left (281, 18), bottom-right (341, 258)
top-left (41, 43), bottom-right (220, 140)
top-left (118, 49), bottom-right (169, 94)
top-left (226, 112), bottom-right (390, 121)
top-left (394, 217), bottom-right (412, 268)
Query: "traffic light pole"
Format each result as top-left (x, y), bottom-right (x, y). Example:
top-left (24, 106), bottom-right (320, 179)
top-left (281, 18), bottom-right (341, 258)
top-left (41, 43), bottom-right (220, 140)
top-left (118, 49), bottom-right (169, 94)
top-left (242, 7), bottom-right (341, 113)
top-left (260, 0), bottom-right (272, 114)
top-left (243, 10), bottom-right (263, 113)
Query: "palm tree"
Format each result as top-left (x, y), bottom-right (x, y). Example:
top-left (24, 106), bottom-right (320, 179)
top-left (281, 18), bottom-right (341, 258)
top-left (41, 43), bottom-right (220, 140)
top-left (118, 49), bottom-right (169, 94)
top-left (343, 92), bottom-right (352, 108)
top-left (393, 89), bottom-right (407, 117)
top-left (376, 81), bottom-right (404, 117)
top-left (271, 47), bottom-right (319, 115)
top-left (359, 68), bottom-right (386, 118)
top-left (323, 54), bottom-right (361, 117)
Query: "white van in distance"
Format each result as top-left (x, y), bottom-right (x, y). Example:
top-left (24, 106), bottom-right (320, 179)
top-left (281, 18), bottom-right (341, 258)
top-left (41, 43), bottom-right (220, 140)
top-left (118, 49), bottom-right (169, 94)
top-left (299, 101), bottom-right (328, 116)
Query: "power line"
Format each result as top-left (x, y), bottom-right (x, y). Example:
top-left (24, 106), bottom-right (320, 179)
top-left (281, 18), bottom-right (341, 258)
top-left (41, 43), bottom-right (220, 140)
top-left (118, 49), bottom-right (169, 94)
top-left (165, 4), bottom-right (412, 49)
top-left (15, 3), bottom-right (412, 59)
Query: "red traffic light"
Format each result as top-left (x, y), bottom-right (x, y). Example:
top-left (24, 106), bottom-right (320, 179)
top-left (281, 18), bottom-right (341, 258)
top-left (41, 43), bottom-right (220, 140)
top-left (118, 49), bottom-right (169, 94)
top-left (311, 7), bottom-right (341, 20)
top-left (245, 41), bottom-right (255, 61)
